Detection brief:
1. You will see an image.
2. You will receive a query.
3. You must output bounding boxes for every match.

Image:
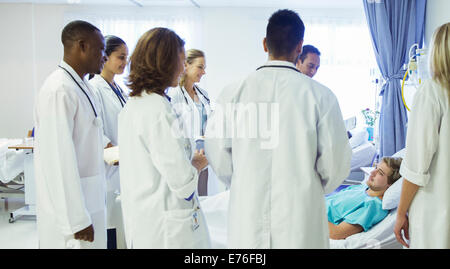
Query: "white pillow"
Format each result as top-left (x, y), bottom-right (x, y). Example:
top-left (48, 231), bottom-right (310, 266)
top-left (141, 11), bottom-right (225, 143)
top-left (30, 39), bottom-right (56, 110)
top-left (382, 177), bottom-right (403, 210)
top-left (349, 128), bottom-right (369, 149)
top-left (381, 148), bottom-right (406, 210)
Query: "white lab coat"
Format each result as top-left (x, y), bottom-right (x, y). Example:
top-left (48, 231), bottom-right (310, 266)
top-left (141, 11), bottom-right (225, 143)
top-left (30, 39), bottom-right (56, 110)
top-left (118, 91), bottom-right (211, 248)
top-left (205, 60), bottom-right (352, 248)
top-left (167, 85), bottom-right (224, 196)
top-left (34, 61), bottom-right (106, 249)
top-left (399, 79), bottom-right (450, 248)
top-left (89, 74), bottom-right (126, 248)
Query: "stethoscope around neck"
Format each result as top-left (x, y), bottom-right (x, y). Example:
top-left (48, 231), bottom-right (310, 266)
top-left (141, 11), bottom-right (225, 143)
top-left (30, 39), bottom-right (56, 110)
top-left (59, 65), bottom-right (102, 127)
top-left (256, 64), bottom-right (301, 74)
top-left (179, 85), bottom-right (210, 107)
top-left (102, 76), bottom-right (126, 107)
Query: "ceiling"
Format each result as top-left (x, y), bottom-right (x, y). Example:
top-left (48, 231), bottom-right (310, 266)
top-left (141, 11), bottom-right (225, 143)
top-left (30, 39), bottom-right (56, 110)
top-left (0, 0), bottom-right (362, 8)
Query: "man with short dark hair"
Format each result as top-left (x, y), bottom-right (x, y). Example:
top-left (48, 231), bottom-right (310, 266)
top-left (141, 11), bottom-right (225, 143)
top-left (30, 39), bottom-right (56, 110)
top-left (34, 20), bottom-right (107, 248)
top-left (205, 9), bottom-right (351, 248)
top-left (296, 44), bottom-right (321, 78)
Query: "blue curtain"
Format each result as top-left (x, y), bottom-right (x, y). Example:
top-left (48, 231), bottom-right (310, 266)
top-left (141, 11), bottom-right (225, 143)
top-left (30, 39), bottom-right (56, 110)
top-left (363, 0), bottom-right (427, 158)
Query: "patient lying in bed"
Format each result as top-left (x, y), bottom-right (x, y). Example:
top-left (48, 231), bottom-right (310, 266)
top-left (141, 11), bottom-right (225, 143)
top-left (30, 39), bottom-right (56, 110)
top-left (327, 156), bottom-right (402, 240)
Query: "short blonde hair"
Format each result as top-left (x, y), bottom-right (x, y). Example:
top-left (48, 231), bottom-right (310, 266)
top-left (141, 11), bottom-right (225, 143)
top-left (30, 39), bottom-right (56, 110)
top-left (430, 23), bottom-right (450, 102)
top-left (179, 49), bottom-right (205, 87)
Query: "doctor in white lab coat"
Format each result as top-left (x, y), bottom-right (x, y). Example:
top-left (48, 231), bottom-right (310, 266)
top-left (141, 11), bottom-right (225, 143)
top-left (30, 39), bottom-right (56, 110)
top-left (118, 28), bottom-right (211, 248)
top-left (205, 9), bottom-right (351, 248)
top-left (34, 21), bottom-right (107, 248)
top-left (89, 35), bottom-right (128, 249)
top-left (167, 49), bottom-right (224, 196)
top-left (394, 23), bottom-right (450, 249)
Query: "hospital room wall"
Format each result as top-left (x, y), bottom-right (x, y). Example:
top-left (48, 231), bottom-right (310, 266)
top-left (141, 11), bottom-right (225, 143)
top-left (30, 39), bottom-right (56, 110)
top-left (425, 0), bottom-right (450, 47)
top-left (0, 3), bottom-right (362, 138)
top-left (1, 1), bottom-right (448, 139)
top-left (0, 3), bottom-right (268, 138)
top-left (0, 4), bottom-right (36, 139)
top-left (0, 4), bottom-right (65, 138)
top-left (200, 8), bottom-right (271, 100)
top-left (401, 0), bottom-right (450, 117)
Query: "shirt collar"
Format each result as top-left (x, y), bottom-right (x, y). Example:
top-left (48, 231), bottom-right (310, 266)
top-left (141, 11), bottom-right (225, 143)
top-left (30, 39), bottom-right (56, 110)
top-left (59, 60), bottom-right (86, 85)
top-left (263, 60), bottom-right (297, 69)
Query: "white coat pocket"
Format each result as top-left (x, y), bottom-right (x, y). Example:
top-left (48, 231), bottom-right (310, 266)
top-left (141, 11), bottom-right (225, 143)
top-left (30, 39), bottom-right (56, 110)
top-left (163, 207), bottom-right (211, 249)
top-left (80, 175), bottom-right (106, 214)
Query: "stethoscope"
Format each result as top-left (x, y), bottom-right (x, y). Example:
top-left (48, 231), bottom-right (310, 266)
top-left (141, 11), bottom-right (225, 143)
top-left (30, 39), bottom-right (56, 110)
top-left (102, 77), bottom-right (127, 107)
top-left (59, 65), bottom-right (102, 127)
top-left (256, 64), bottom-right (302, 74)
top-left (179, 85), bottom-right (210, 136)
top-left (179, 85), bottom-right (210, 106)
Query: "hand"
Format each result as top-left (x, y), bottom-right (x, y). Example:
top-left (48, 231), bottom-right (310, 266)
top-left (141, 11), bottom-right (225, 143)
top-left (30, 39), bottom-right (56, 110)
top-left (74, 224), bottom-right (94, 242)
top-left (191, 149), bottom-right (208, 172)
top-left (394, 213), bottom-right (410, 248)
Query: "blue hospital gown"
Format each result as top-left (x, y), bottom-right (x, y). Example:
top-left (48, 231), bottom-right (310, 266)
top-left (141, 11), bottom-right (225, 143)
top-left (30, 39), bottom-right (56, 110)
top-left (326, 185), bottom-right (388, 232)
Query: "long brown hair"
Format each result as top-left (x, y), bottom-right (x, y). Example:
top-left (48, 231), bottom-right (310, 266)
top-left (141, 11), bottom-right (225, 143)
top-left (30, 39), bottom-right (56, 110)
top-left (127, 27), bottom-right (185, 96)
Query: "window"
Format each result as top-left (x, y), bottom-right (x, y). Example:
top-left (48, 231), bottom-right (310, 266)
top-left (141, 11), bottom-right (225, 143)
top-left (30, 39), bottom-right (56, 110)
top-left (65, 7), bottom-right (378, 122)
top-left (65, 8), bottom-right (202, 92)
top-left (302, 15), bottom-right (379, 120)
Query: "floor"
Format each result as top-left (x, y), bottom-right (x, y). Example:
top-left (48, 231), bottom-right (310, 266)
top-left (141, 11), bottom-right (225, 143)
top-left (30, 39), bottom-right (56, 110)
top-left (0, 197), bottom-right (38, 249)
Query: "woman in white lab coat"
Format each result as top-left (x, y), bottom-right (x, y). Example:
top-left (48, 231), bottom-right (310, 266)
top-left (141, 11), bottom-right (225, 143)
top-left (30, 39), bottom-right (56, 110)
top-left (167, 49), bottom-right (223, 196)
top-left (118, 28), bottom-right (211, 248)
top-left (394, 23), bottom-right (450, 248)
top-left (89, 35), bottom-right (128, 249)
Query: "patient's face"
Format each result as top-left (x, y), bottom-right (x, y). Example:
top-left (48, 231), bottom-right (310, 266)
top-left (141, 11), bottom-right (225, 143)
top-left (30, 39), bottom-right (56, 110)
top-left (367, 162), bottom-right (392, 192)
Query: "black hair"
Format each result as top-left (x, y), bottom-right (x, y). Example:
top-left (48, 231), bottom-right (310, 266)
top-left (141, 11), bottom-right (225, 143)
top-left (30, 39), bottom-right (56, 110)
top-left (298, 44), bottom-right (321, 63)
top-left (61, 20), bottom-right (100, 48)
top-left (88, 35), bottom-right (127, 80)
top-left (266, 9), bottom-right (305, 58)
top-left (104, 35), bottom-right (127, 56)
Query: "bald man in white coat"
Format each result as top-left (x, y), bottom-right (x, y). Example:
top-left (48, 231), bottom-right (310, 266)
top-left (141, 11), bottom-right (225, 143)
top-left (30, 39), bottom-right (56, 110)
top-left (34, 20), bottom-right (107, 248)
top-left (205, 9), bottom-right (352, 248)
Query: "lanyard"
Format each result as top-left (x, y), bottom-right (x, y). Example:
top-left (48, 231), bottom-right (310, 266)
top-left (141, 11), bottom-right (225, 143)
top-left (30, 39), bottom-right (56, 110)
top-left (58, 65), bottom-right (99, 119)
top-left (256, 64), bottom-right (301, 74)
top-left (103, 77), bottom-right (126, 107)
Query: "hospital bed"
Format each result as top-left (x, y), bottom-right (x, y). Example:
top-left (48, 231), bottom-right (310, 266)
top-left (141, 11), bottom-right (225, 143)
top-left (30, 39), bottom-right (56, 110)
top-left (199, 148), bottom-right (405, 249)
top-left (0, 138), bottom-right (36, 223)
top-left (343, 117), bottom-right (377, 181)
top-left (346, 127), bottom-right (377, 183)
top-left (0, 138), bottom-right (25, 185)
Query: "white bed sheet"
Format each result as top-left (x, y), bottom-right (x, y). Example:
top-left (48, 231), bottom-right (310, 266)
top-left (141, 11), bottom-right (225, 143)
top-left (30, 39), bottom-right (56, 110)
top-left (330, 208), bottom-right (402, 249)
top-left (0, 138), bottom-right (25, 184)
top-left (200, 190), bottom-right (402, 249)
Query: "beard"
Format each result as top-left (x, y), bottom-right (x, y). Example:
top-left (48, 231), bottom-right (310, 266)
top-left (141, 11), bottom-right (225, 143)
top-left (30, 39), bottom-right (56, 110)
top-left (367, 181), bottom-right (388, 192)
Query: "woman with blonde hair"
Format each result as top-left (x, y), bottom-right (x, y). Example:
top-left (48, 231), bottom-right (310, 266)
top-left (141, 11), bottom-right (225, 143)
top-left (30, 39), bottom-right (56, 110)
top-left (394, 22), bottom-right (450, 248)
top-left (167, 49), bottom-right (223, 196)
top-left (118, 28), bottom-right (210, 248)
